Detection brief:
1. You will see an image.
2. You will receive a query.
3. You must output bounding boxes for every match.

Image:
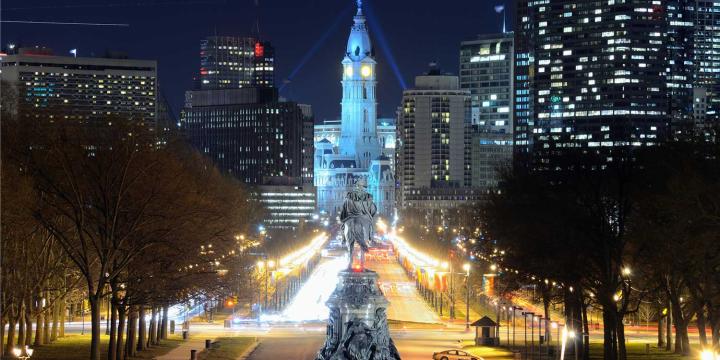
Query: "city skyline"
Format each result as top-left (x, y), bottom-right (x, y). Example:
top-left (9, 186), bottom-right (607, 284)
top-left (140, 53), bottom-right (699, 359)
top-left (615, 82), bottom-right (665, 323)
top-left (1, 0), bottom-right (510, 122)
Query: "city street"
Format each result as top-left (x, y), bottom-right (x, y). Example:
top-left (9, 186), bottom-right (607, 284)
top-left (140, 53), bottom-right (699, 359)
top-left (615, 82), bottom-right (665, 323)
top-left (373, 259), bottom-right (441, 324)
top-left (246, 256), bottom-right (474, 360)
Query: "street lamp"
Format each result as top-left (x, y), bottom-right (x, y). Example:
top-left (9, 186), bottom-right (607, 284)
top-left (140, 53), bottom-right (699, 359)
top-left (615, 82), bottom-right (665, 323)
top-left (12, 346), bottom-right (33, 360)
top-left (257, 260), bottom-right (269, 311)
top-left (622, 266), bottom-right (631, 276)
top-left (511, 306), bottom-right (523, 348)
top-left (522, 311), bottom-right (535, 359)
top-left (463, 263), bottom-right (471, 330)
top-left (700, 349), bottom-right (720, 360)
top-left (551, 321), bottom-right (561, 357)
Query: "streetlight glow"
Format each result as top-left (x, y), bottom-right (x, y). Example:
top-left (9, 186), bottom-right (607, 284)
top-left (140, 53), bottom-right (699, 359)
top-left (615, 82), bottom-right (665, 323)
top-left (463, 263), bottom-right (471, 272)
top-left (700, 349), bottom-right (720, 360)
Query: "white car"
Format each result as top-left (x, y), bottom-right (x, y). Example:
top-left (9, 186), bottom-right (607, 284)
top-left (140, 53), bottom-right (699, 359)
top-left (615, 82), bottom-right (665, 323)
top-left (432, 349), bottom-right (480, 360)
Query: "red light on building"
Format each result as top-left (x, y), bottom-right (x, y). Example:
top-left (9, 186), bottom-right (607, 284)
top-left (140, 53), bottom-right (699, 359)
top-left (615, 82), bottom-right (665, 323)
top-left (255, 42), bottom-right (264, 58)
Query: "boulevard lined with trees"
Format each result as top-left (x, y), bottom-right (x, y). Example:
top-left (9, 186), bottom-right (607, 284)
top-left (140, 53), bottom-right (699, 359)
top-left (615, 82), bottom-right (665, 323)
top-left (1, 111), bottom-right (261, 360)
top-left (479, 143), bottom-right (720, 360)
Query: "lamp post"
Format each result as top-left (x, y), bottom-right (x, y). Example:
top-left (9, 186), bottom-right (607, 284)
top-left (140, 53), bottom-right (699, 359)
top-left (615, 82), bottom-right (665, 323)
top-left (463, 263), bottom-right (471, 330)
top-left (537, 315), bottom-right (545, 356)
top-left (512, 306), bottom-right (523, 349)
top-left (523, 311), bottom-right (535, 360)
top-left (504, 305), bottom-right (510, 347)
top-left (257, 260), bottom-right (270, 311)
top-left (81, 297), bottom-right (85, 335)
top-left (12, 346), bottom-right (33, 360)
top-left (551, 321), bottom-right (559, 357)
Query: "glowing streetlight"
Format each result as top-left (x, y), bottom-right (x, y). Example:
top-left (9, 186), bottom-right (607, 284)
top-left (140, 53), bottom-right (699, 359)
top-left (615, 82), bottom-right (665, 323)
top-left (441, 262), bottom-right (449, 270)
top-left (12, 346), bottom-right (33, 360)
top-left (490, 264), bottom-right (497, 272)
top-left (268, 260), bottom-right (276, 269)
top-left (463, 263), bottom-right (471, 330)
top-left (622, 267), bottom-right (631, 276)
top-left (257, 260), bottom-right (265, 268)
top-left (700, 349), bottom-right (720, 360)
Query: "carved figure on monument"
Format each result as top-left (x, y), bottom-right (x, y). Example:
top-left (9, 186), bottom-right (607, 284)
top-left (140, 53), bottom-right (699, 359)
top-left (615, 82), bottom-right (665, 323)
top-left (340, 177), bottom-right (377, 270)
top-left (371, 308), bottom-right (401, 359)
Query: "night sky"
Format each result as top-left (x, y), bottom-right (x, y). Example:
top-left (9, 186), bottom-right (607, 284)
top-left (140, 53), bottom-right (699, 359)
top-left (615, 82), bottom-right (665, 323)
top-left (2, 0), bottom-right (509, 122)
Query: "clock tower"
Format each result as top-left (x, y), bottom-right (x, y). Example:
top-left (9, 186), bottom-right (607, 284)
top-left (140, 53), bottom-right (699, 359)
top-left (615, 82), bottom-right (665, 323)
top-left (338, 0), bottom-right (380, 170)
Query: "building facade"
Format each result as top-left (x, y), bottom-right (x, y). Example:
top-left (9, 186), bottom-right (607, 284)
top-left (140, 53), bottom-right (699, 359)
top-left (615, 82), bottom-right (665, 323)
top-left (313, 1), bottom-right (395, 219)
top-left (396, 67), bottom-right (476, 213)
top-left (198, 36), bottom-right (274, 90)
top-left (255, 183), bottom-right (316, 230)
top-left (514, 0), bottom-right (670, 169)
top-left (1, 47), bottom-right (157, 129)
top-left (182, 87), bottom-right (312, 185)
top-left (460, 33), bottom-right (514, 189)
top-left (314, 117), bottom-right (396, 174)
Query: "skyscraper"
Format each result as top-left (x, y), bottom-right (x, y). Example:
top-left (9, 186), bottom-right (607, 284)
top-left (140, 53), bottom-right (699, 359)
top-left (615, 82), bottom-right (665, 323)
top-left (182, 88), bottom-right (310, 184)
top-left (185, 36), bottom-right (313, 229)
top-left (397, 65), bottom-right (476, 213)
top-left (198, 36), bottom-right (274, 90)
top-left (515, 0), bottom-right (669, 169)
top-left (460, 33), bottom-right (514, 189)
top-left (314, 0), bottom-right (395, 219)
top-left (685, 1), bottom-right (720, 140)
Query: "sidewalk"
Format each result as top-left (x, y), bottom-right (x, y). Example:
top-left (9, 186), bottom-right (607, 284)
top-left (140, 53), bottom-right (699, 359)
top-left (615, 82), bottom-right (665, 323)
top-left (155, 335), bottom-right (217, 360)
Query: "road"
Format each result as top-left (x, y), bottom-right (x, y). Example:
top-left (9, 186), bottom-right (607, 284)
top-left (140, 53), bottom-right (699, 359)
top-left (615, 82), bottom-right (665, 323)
top-left (247, 257), bottom-right (468, 360)
top-left (372, 259), bottom-right (441, 324)
top-left (247, 325), bottom-right (474, 360)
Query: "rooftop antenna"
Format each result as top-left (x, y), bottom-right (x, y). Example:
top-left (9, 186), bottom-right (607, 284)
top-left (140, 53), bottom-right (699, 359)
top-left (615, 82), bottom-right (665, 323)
top-left (253, 0), bottom-right (262, 40)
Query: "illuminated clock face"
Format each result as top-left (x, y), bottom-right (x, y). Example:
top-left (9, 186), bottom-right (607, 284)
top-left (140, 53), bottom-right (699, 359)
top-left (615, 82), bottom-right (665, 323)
top-left (344, 66), bottom-right (353, 77)
top-left (361, 65), bottom-right (371, 78)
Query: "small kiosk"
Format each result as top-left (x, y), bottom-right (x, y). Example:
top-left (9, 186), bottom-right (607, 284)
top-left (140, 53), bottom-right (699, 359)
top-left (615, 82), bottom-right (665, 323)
top-left (471, 316), bottom-right (500, 346)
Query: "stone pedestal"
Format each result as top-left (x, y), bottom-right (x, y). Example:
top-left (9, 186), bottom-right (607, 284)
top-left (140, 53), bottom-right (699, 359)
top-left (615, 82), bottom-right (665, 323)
top-left (316, 269), bottom-right (401, 360)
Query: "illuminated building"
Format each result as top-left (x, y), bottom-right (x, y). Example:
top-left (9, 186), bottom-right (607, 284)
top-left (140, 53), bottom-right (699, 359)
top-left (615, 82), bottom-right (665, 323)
top-left (255, 184), bottom-right (316, 230)
top-left (253, 41), bottom-right (275, 88)
top-left (515, 0), bottom-right (669, 169)
top-left (460, 33), bottom-right (514, 189)
top-left (198, 36), bottom-right (274, 90)
top-left (397, 65), bottom-right (478, 213)
top-left (313, 0), bottom-right (395, 219)
top-left (187, 34), bottom-right (313, 229)
top-left (181, 87), bottom-right (313, 185)
top-left (1, 47), bottom-right (158, 130)
top-left (314, 117), bottom-right (396, 173)
top-left (686, 1), bottom-right (720, 140)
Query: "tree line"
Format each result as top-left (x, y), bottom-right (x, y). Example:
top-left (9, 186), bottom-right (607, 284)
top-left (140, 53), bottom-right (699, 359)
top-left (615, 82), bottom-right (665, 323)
top-left (1, 111), bottom-right (261, 360)
top-left (479, 142), bottom-right (720, 360)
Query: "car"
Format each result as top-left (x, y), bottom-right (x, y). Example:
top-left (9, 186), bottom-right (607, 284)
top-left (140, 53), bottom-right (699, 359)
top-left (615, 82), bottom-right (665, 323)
top-left (431, 349), bottom-right (479, 360)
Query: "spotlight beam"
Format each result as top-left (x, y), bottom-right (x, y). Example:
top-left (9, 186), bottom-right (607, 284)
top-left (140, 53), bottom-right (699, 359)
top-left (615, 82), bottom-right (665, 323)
top-left (364, 1), bottom-right (407, 90)
top-left (280, 4), bottom-right (354, 92)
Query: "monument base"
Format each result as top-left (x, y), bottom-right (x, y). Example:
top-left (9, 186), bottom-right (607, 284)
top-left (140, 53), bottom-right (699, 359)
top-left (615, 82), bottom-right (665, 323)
top-left (316, 269), bottom-right (401, 360)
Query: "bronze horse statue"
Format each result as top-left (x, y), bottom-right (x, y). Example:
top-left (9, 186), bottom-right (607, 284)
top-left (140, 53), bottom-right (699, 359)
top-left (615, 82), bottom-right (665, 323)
top-left (340, 178), bottom-right (377, 270)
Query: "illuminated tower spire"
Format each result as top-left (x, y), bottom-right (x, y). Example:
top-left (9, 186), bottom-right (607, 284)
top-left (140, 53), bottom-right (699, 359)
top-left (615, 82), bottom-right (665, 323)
top-left (339, 0), bottom-right (379, 169)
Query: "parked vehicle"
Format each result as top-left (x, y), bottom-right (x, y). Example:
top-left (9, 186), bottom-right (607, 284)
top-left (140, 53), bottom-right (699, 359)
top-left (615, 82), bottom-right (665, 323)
top-left (432, 349), bottom-right (479, 360)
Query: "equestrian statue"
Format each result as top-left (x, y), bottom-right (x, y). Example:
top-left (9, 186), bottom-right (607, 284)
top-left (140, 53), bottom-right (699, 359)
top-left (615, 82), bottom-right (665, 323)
top-left (340, 178), bottom-right (377, 271)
